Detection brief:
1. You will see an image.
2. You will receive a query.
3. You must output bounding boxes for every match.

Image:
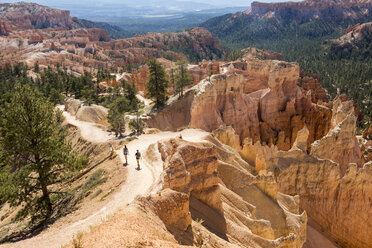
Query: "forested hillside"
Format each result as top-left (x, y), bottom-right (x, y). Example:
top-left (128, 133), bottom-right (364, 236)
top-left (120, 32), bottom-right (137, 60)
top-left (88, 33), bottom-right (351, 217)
top-left (73, 18), bottom-right (133, 39)
top-left (201, 3), bottom-right (372, 125)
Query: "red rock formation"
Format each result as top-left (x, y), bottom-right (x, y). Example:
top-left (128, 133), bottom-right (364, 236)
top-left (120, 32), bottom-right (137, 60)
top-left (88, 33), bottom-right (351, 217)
top-left (158, 138), bottom-right (221, 211)
top-left (0, 27), bottom-right (221, 76)
top-left (213, 113), bottom-right (371, 248)
top-left (335, 94), bottom-right (364, 122)
top-left (361, 139), bottom-right (372, 162)
top-left (141, 189), bottom-right (192, 232)
top-left (74, 28), bottom-right (111, 42)
top-left (0, 21), bottom-right (11, 36)
top-left (277, 119), bottom-right (371, 248)
top-left (28, 33), bottom-right (44, 44)
top-left (97, 27), bottom-right (220, 66)
top-left (148, 137), bottom-right (307, 247)
top-left (300, 71), bottom-right (329, 103)
top-left (148, 60), bottom-right (332, 151)
top-left (277, 154), bottom-right (371, 248)
top-left (0, 3), bottom-right (74, 31)
top-left (189, 61), bottom-right (220, 85)
top-left (363, 124), bottom-right (372, 139)
top-left (310, 99), bottom-right (364, 175)
top-left (130, 66), bottom-right (149, 93)
top-left (331, 22), bottom-right (372, 48)
top-left (242, 47), bottom-right (284, 61)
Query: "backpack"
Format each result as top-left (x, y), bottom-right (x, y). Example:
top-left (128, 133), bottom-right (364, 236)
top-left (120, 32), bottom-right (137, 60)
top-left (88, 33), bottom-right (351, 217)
top-left (135, 152), bottom-right (141, 159)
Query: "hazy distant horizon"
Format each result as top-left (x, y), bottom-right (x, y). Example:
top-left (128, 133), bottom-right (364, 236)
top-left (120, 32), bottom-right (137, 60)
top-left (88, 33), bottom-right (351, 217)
top-left (0, 0), bottom-right (300, 31)
top-left (0, 0), bottom-right (298, 8)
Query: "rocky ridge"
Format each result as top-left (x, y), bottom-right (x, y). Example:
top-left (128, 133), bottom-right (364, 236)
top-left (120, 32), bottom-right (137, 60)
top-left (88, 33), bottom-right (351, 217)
top-left (330, 22), bottom-right (372, 52)
top-left (0, 3), bottom-right (222, 73)
top-left (145, 54), bottom-right (371, 247)
top-left (139, 136), bottom-right (307, 247)
top-left (0, 3), bottom-right (74, 33)
top-left (58, 55), bottom-right (370, 247)
top-left (0, 27), bottom-right (221, 74)
top-left (240, 0), bottom-right (372, 23)
top-left (148, 59), bottom-right (332, 151)
top-left (211, 98), bottom-right (371, 247)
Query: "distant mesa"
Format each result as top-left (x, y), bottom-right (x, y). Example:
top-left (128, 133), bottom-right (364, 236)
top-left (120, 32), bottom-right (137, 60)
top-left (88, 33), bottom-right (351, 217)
top-left (0, 3), bottom-right (74, 32)
top-left (235, 0), bottom-right (372, 23)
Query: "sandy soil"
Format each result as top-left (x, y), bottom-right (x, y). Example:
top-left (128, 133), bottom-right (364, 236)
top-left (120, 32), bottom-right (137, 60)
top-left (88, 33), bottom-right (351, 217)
top-left (136, 93), bottom-right (152, 107)
top-left (0, 107), bottom-right (208, 248)
top-left (304, 222), bottom-right (340, 248)
top-left (58, 105), bottom-right (115, 142)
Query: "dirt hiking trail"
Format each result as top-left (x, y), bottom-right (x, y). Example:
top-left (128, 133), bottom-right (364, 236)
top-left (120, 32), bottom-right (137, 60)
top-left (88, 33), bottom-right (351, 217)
top-left (1, 107), bottom-right (208, 248)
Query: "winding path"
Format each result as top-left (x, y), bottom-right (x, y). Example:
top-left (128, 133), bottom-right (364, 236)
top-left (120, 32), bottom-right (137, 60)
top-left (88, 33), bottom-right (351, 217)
top-left (1, 106), bottom-right (208, 248)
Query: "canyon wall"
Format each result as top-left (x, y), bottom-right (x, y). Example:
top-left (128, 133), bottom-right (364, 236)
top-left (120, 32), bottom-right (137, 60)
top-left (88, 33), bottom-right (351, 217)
top-left (142, 137), bottom-right (307, 247)
top-left (310, 98), bottom-right (364, 175)
top-left (148, 59), bottom-right (332, 151)
top-left (211, 98), bottom-right (370, 248)
top-left (0, 3), bottom-right (74, 31)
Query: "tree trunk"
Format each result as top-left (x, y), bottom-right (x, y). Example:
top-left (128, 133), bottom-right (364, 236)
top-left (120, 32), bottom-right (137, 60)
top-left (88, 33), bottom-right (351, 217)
top-left (36, 154), bottom-right (53, 219)
top-left (41, 181), bottom-right (53, 218)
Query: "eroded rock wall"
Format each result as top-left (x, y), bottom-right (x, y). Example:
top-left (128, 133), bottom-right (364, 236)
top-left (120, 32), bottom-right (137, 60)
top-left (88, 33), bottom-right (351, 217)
top-left (158, 138), bottom-right (221, 211)
top-left (278, 156), bottom-right (372, 248)
top-left (144, 137), bottom-right (306, 248)
top-left (149, 59), bottom-right (332, 151)
top-left (0, 3), bottom-right (74, 31)
top-left (211, 98), bottom-right (370, 248)
top-left (146, 91), bottom-right (195, 131)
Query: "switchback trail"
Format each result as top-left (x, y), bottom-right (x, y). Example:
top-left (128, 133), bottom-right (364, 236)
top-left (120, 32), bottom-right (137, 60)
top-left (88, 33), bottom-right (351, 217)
top-left (1, 106), bottom-right (208, 248)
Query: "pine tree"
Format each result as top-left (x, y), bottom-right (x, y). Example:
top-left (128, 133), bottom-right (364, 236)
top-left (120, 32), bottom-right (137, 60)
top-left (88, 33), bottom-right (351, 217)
top-left (170, 68), bottom-right (175, 95)
top-left (175, 61), bottom-right (192, 98)
top-left (34, 61), bottom-right (40, 73)
top-left (0, 85), bottom-right (79, 220)
top-left (129, 110), bottom-right (145, 134)
top-left (108, 97), bottom-right (129, 137)
top-left (81, 86), bottom-right (95, 106)
top-left (108, 107), bottom-right (125, 138)
top-left (122, 80), bottom-right (138, 110)
top-left (146, 59), bottom-right (168, 109)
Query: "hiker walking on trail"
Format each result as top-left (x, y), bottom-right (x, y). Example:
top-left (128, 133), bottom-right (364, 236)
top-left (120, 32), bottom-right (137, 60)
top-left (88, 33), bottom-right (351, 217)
top-left (123, 145), bottom-right (129, 165)
top-left (135, 150), bottom-right (141, 170)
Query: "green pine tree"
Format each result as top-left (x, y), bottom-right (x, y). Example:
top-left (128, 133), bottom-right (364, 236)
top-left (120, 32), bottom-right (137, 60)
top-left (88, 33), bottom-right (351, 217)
top-left (175, 61), bottom-right (192, 98)
top-left (146, 59), bottom-right (168, 109)
top-left (33, 61), bottom-right (40, 73)
top-left (129, 110), bottom-right (145, 134)
top-left (122, 81), bottom-right (138, 110)
top-left (81, 86), bottom-right (95, 106)
top-left (0, 85), bottom-right (80, 220)
top-left (170, 68), bottom-right (175, 95)
top-left (108, 97), bottom-right (129, 137)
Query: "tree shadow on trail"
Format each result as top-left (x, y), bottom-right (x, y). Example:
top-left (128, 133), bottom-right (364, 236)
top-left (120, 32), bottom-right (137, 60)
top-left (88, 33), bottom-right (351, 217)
top-left (0, 168), bottom-right (107, 244)
top-left (0, 193), bottom-right (78, 244)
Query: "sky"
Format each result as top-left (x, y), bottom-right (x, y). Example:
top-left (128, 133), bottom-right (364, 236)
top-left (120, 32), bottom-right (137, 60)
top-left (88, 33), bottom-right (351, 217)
top-left (0, 0), bottom-right (294, 7)
top-left (176, 0), bottom-right (254, 6)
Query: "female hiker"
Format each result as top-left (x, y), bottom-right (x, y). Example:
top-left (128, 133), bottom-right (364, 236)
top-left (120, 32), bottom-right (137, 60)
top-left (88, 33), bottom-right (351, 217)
top-left (123, 145), bottom-right (129, 165)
